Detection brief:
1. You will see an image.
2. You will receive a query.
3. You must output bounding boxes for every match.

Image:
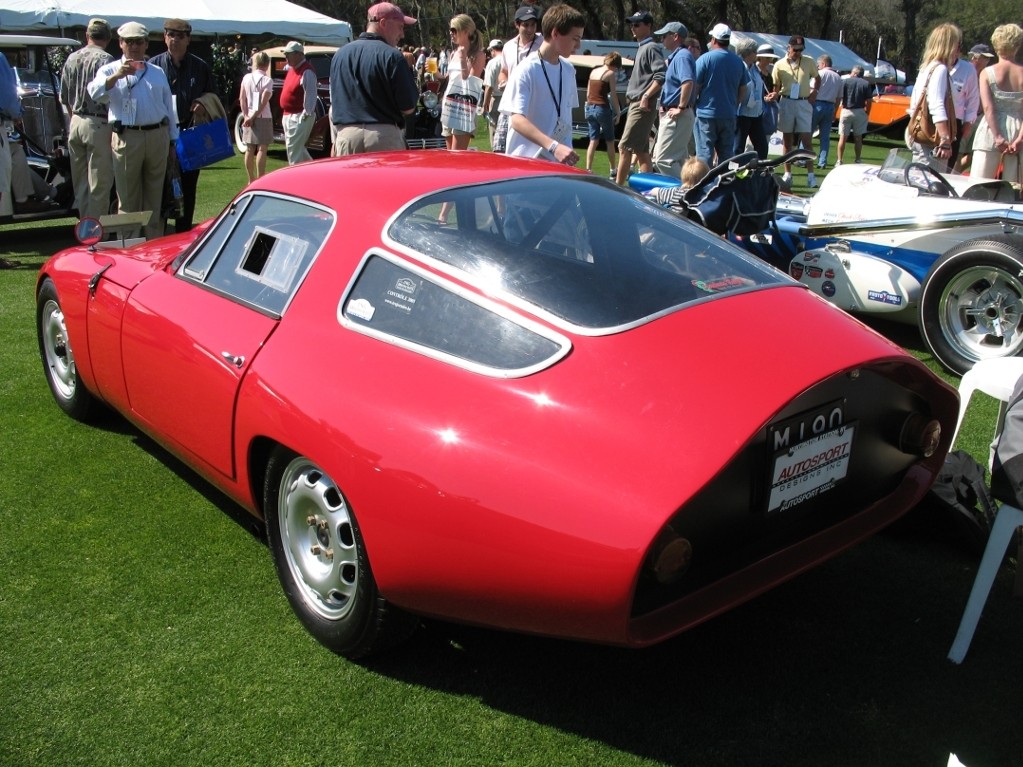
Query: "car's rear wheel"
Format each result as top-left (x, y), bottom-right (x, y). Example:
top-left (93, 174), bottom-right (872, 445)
top-left (263, 449), bottom-right (416, 658)
top-left (919, 236), bottom-right (1023, 375)
top-left (36, 277), bottom-right (97, 421)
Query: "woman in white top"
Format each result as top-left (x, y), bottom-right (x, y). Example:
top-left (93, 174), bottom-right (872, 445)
top-left (239, 51), bottom-right (273, 182)
top-left (907, 23), bottom-right (961, 170)
top-left (971, 24), bottom-right (1023, 181)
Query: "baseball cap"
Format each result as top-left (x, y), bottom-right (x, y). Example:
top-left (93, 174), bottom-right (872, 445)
top-left (368, 3), bottom-right (417, 25)
top-left (626, 11), bottom-right (654, 25)
top-left (488, 39), bottom-right (504, 50)
top-left (654, 22), bottom-right (688, 37)
top-left (117, 21), bottom-right (148, 40)
top-left (283, 41), bottom-right (304, 54)
top-left (969, 43), bottom-right (994, 58)
top-left (515, 6), bottom-right (540, 22)
top-left (788, 34), bottom-right (805, 47)
top-left (709, 23), bottom-right (731, 41)
top-left (756, 43), bottom-right (778, 58)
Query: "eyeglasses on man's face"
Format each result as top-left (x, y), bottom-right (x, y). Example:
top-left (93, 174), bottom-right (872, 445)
top-left (165, 29), bottom-right (189, 38)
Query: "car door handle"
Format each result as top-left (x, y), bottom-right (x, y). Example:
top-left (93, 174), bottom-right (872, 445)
top-left (221, 352), bottom-right (245, 368)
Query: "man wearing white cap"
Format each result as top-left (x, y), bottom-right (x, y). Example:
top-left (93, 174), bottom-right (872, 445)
top-left (693, 23), bottom-right (746, 166)
top-left (88, 21), bottom-right (178, 239)
top-left (329, 3), bottom-right (419, 155)
top-left (280, 41), bottom-right (317, 164)
top-left (481, 39), bottom-right (505, 151)
top-left (59, 18), bottom-right (114, 220)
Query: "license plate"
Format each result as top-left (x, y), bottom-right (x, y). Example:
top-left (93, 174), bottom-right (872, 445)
top-left (767, 423), bottom-right (856, 513)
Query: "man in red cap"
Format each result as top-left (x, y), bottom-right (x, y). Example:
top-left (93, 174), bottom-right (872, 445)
top-left (330, 3), bottom-right (420, 155)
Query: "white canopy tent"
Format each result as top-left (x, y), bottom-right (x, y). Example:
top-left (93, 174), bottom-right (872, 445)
top-left (0, 0), bottom-right (352, 45)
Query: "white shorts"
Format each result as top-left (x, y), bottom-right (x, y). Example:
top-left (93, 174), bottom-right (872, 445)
top-left (778, 98), bottom-right (812, 134)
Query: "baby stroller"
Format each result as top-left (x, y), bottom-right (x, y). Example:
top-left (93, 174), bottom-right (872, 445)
top-left (629, 149), bottom-right (815, 237)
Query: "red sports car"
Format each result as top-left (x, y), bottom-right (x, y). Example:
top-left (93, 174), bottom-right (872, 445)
top-left (37, 152), bottom-right (957, 658)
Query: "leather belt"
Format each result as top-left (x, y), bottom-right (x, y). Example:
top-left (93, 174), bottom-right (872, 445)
top-left (784, 96), bottom-right (806, 100)
top-left (124, 122), bottom-right (164, 131)
top-left (75, 112), bottom-right (108, 121)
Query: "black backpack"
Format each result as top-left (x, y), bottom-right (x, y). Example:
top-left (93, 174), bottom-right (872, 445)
top-left (899, 450), bottom-right (997, 555)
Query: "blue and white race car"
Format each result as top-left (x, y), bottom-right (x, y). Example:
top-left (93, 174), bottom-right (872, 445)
top-left (637, 149), bottom-right (1023, 375)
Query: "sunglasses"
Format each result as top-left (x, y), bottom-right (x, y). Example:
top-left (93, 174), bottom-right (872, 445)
top-left (165, 29), bottom-right (190, 38)
top-left (630, 22), bottom-right (644, 27)
top-left (123, 38), bottom-right (146, 45)
top-left (791, 47), bottom-right (804, 52)
top-left (449, 27), bottom-right (458, 33)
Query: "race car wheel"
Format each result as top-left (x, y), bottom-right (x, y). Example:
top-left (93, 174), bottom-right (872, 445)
top-left (919, 236), bottom-right (1023, 375)
top-left (36, 277), bottom-right (97, 421)
top-left (263, 449), bottom-right (417, 658)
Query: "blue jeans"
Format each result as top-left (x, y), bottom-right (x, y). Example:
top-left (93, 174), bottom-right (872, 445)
top-left (811, 101), bottom-right (835, 167)
top-left (695, 116), bottom-right (737, 166)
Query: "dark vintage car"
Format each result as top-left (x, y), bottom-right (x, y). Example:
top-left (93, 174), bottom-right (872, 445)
top-left (232, 44), bottom-right (336, 157)
top-left (38, 151), bottom-right (957, 658)
top-left (0, 34), bottom-right (80, 224)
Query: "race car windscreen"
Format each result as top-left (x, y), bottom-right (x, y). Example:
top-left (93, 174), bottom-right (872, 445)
top-left (387, 175), bottom-right (788, 330)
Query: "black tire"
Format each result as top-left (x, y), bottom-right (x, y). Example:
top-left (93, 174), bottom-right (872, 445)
top-left (263, 449), bottom-right (416, 658)
top-left (36, 277), bottom-right (98, 421)
top-left (919, 235), bottom-right (1023, 375)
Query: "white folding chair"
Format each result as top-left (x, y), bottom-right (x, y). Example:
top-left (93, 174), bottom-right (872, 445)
top-left (950, 357), bottom-right (1023, 469)
top-left (947, 357), bottom-right (1023, 663)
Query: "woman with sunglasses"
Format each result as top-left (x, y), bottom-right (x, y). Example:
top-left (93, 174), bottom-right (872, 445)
top-left (441, 14), bottom-right (486, 150)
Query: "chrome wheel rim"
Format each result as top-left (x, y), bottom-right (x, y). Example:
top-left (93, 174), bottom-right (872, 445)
top-left (939, 264), bottom-right (1023, 364)
top-left (278, 457), bottom-right (358, 621)
top-left (40, 298), bottom-right (77, 401)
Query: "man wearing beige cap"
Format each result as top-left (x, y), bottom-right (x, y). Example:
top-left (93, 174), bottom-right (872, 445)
top-left (329, 4), bottom-right (419, 155)
top-left (150, 18), bottom-right (214, 230)
top-left (481, 38), bottom-right (505, 150)
top-left (59, 18), bottom-right (115, 220)
top-left (279, 41), bottom-right (318, 164)
top-left (88, 21), bottom-right (178, 239)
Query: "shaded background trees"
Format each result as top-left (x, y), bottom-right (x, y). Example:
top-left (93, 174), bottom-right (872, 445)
top-left (299, 0), bottom-right (1010, 76)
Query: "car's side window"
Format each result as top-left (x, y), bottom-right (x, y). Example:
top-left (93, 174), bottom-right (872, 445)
top-left (341, 254), bottom-right (569, 376)
top-left (180, 194), bottom-right (333, 315)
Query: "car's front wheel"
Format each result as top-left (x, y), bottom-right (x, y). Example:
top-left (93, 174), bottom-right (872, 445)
top-left (36, 277), bottom-right (97, 421)
top-left (919, 236), bottom-right (1023, 375)
top-left (263, 449), bottom-right (416, 658)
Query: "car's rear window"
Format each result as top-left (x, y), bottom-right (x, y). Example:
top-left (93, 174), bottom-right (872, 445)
top-left (387, 175), bottom-right (787, 331)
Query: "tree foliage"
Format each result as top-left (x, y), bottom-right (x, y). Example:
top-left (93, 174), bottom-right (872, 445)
top-left (296, 0), bottom-right (1015, 74)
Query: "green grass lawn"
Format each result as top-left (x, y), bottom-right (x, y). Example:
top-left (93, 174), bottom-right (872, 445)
top-left (2, 142), bottom-right (1021, 767)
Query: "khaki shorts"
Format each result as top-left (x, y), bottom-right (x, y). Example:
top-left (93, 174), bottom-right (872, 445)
top-left (838, 108), bottom-right (868, 137)
top-left (778, 98), bottom-right (812, 134)
top-left (619, 100), bottom-right (657, 153)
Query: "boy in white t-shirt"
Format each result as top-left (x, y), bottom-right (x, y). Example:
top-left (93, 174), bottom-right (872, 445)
top-left (500, 4), bottom-right (584, 164)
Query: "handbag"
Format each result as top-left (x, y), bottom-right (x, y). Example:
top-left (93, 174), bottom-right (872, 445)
top-left (908, 65), bottom-right (956, 146)
top-left (176, 117), bottom-right (235, 172)
top-left (441, 72), bottom-right (484, 134)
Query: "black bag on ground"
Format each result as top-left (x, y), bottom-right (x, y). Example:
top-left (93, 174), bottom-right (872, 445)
top-left (991, 375), bottom-right (1023, 507)
top-left (897, 449), bottom-right (996, 554)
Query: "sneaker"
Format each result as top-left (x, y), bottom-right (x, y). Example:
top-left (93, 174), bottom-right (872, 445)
top-left (835, 160), bottom-right (843, 166)
top-left (779, 172), bottom-right (792, 192)
top-left (807, 172), bottom-right (817, 189)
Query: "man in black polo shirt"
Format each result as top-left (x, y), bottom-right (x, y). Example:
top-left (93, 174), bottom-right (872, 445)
top-left (330, 2), bottom-right (420, 155)
top-left (149, 18), bottom-right (214, 232)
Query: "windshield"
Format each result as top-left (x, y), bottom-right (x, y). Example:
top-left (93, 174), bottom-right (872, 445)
top-left (388, 176), bottom-right (787, 330)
